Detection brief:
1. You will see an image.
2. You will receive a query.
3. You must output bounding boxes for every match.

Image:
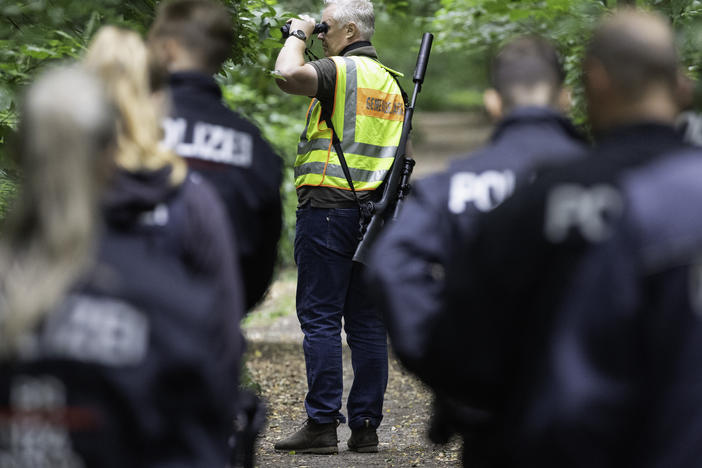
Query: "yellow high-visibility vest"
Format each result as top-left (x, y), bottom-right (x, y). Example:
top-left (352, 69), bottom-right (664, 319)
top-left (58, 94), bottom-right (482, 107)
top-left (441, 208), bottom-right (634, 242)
top-left (294, 56), bottom-right (404, 191)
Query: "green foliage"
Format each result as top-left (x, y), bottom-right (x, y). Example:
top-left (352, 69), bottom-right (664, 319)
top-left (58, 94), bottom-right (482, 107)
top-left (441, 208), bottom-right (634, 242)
top-left (0, 0), bottom-right (158, 218)
top-left (218, 0), bottom-right (307, 267)
top-left (433, 0), bottom-right (606, 123)
top-left (666, 1), bottom-right (702, 80)
top-left (432, 0), bottom-right (702, 124)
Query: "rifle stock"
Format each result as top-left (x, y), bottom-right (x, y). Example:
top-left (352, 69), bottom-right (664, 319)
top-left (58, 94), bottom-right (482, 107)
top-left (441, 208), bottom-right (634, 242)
top-left (353, 32), bottom-right (433, 264)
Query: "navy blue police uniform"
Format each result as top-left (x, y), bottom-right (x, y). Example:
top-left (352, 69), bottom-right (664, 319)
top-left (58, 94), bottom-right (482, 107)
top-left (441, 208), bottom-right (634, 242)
top-left (440, 123), bottom-right (702, 467)
top-left (162, 71), bottom-right (283, 310)
top-left (0, 169), bottom-right (245, 468)
top-left (368, 106), bottom-right (586, 382)
top-left (367, 106), bottom-right (586, 465)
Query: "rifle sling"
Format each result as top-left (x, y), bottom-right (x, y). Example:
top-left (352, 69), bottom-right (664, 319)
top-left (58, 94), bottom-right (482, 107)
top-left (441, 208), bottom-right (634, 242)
top-left (323, 116), bottom-right (362, 210)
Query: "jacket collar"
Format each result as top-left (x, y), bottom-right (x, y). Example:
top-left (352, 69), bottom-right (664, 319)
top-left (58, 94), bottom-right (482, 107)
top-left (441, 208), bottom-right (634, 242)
top-left (595, 122), bottom-right (682, 156)
top-left (492, 106), bottom-right (585, 143)
top-left (340, 41), bottom-right (378, 60)
top-left (168, 71), bottom-right (222, 99)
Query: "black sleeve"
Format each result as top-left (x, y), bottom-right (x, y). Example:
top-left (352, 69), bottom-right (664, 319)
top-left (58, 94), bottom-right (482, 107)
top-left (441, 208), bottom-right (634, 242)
top-left (366, 176), bottom-right (453, 377)
top-left (240, 136), bottom-right (283, 310)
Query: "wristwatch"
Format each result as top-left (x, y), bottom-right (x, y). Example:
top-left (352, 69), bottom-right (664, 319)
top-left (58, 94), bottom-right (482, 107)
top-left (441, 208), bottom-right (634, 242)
top-left (289, 30), bottom-right (307, 42)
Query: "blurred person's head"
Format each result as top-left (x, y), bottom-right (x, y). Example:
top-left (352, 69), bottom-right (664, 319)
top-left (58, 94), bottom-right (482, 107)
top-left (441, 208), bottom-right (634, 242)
top-left (584, 9), bottom-right (679, 131)
top-left (0, 65), bottom-right (116, 355)
top-left (84, 26), bottom-right (186, 185)
top-left (319, 0), bottom-right (374, 57)
top-left (148, 0), bottom-right (233, 74)
top-left (484, 35), bottom-right (567, 120)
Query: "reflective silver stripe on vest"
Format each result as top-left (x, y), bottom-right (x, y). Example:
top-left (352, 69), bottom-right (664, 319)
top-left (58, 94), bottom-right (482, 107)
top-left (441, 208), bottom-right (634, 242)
top-left (299, 98), bottom-right (318, 143)
top-left (299, 58), bottom-right (359, 146)
top-left (295, 162), bottom-right (388, 183)
top-left (342, 57), bottom-right (358, 144)
top-left (297, 139), bottom-right (397, 159)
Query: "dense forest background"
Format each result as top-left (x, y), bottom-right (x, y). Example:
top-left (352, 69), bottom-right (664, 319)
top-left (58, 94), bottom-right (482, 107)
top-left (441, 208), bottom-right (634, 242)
top-left (2, 0), bottom-right (702, 265)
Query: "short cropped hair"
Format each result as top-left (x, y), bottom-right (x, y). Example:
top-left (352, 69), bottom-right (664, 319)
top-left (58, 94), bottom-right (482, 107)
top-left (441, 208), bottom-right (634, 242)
top-left (586, 10), bottom-right (677, 100)
top-left (149, 0), bottom-right (233, 74)
top-left (324, 0), bottom-right (374, 41)
top-left (491, 36), bottom-right (564, 109)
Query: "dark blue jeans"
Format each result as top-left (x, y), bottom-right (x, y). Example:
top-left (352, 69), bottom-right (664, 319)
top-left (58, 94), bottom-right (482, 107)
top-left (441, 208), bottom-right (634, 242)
top-left (294, 205), bottom-right (388, 430)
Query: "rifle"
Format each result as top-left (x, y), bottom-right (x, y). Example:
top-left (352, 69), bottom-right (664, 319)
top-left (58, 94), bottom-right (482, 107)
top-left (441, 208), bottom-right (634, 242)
top-left (353, 32), bottom-right (434, 264)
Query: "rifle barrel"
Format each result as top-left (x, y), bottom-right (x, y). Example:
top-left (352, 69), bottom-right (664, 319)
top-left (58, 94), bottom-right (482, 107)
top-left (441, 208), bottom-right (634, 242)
top-left (352, 33), bottom-right (434, 264)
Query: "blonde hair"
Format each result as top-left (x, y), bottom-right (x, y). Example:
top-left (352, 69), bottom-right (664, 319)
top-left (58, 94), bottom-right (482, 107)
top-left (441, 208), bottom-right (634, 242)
top-left (84, 26), bottom-right (186, 185)
top-left (0, 66), bottom-right (115, 356)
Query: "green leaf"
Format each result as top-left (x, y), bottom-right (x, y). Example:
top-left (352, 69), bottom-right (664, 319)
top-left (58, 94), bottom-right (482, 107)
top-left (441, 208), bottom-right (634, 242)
top-left (0, 86), bottom-right (12, 111)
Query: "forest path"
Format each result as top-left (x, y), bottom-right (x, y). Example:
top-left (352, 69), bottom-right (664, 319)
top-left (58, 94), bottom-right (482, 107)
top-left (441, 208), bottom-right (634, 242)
top-left (244, 111), bottom-right (491, 467)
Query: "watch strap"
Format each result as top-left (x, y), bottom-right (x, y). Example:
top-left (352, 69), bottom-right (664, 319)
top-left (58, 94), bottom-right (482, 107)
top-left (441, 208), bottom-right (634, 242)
top-left (290, 30), bottom-right (307, 42)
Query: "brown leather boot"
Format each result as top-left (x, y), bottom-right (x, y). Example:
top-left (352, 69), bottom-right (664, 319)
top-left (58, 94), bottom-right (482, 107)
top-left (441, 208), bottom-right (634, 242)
top-left (274, 418), bottom-right (339, 454)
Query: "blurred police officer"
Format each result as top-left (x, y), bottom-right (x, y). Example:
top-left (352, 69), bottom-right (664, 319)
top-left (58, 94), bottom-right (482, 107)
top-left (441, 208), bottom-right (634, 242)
top-left (149, 0), bottom-right (283, 310)
top-left (367, 35), bottom-right (586, 466)
top-left (0, 58), bottom-right (245, 467)
top-left (273, 0), bottom-right (405, 454)
top-left (436, 10), bottom-right (702, 467)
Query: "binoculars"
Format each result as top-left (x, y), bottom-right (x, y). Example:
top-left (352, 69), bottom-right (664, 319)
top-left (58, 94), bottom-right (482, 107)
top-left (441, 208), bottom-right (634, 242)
top-left (281, 21), bottom-right (329, 38)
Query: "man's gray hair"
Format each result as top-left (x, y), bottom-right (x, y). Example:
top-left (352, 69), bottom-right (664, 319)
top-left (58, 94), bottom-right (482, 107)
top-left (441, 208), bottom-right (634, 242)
top-left (324, 0), bottom-right (374, 41)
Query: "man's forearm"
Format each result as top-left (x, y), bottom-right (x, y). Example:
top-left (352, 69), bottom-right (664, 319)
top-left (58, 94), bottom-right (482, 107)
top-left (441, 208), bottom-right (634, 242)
top-left (274, 17), bottom-right (318, 96)
top-left (275, 37), bottom-right (307, 75)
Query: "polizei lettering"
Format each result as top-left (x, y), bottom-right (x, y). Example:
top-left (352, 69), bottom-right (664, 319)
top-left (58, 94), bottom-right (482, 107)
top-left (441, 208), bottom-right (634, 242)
top-left (365, 97), bottom-right (404, 116)
top-left (162, 117), bottom-right (253, 167)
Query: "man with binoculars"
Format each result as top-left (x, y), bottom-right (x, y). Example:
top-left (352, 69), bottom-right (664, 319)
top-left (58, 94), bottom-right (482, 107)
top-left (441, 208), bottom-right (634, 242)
top-left (274, 0), bottom-right (405, 456)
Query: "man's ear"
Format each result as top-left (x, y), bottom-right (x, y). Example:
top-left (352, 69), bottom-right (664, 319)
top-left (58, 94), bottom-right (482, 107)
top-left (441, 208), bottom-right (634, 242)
top-left (345, 22), bottom-right (357, 40)
top-left (483, 88), bottom-right (503, 121)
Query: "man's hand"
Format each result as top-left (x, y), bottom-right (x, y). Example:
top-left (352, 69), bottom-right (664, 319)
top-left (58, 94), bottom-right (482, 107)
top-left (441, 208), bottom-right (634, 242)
top-left (275, 15), bottom-right (319, 97)
top-left (288, 15), bottom-right (316, 38)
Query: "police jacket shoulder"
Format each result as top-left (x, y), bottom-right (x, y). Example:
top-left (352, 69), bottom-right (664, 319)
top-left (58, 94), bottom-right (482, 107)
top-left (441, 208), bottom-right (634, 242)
top-left (166, 71), bottom-right (282, 188)
top-left (442, 107), bottom-right (587, 231)
top-left (102, 168), bottom-right (243, 290)
top-left (460, 123), bottom-right (691, 301)
top-left (621, 144), bottom-right (702, 272)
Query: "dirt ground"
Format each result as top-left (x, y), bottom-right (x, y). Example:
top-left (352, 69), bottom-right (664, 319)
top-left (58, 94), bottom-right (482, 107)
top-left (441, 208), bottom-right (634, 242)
top-left (243, 111), bottom-right (491, 467)
top-left (245, 339), bottom-right (462, 467)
